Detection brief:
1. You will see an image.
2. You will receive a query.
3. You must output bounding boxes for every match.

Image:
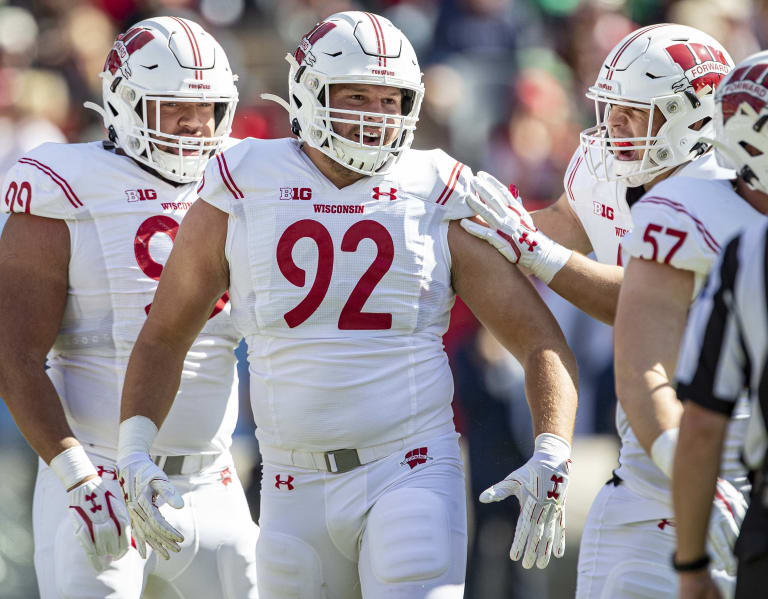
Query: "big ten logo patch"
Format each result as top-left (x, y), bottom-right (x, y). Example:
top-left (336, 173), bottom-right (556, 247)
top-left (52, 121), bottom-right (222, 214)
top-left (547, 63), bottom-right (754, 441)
top-left (665, 42), bottom-right (730, 92)
top-left (400, 447), bottom-right (433, 469)
top-left (593, 202), bottom-right (614, 220)
top-left (126, 188), bottom-right (158, 202)
top-left (280, 187), bottom-right (313, 201)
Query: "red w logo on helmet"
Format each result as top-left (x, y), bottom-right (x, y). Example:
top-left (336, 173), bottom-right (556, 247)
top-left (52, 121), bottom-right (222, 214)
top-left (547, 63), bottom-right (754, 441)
top-left (294, 22), bottom-right (336, 67)
top-left (665, 42), bottom-right (730, 93)
top-left (104, 27), bottom-right (156, 75)
top-left (720, 63), bottom-right (768, 124)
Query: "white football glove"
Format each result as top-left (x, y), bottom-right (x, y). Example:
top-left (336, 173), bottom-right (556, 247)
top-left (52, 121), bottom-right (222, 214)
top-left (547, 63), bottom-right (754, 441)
top-left (461, 171), bottom-right (572, 284)
top-left (50, 446), bottom-right (131, 571)
top-left (707, 478), bottom-right (747, 576)
top-left (67, 476), bottom-right (131, 571)
top-left (117, 452), bottom-right (184, 560)
top-left (480, 433), bottom-right (572, 569)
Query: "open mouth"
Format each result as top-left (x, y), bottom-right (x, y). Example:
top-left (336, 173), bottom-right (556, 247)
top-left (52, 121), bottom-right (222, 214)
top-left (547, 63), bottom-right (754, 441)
top-left (612, 141), bottom-right (636, 161)
top-left (355, 131), bottom-right (382, 146)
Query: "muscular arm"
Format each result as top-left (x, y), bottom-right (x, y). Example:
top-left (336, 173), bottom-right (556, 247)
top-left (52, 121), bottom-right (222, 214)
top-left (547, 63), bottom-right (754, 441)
top-left (673, 402), bottom-right (727, 562)
top-left (533, 192), bottom-right (624, 325)
top-left (449, 220), bottom-right (578, 442)
top-left (613, 258), bottom-right (693, 456)
top-left (0, 214), bottom-right (79, 464)
top-left (120, 199), bottom-right (229, 427)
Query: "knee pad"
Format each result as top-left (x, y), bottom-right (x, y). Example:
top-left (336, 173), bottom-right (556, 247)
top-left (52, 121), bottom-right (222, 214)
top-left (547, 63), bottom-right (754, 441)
top-left (365, 487), bottom-right (451, 584)
top-left (256, 531), bottom-right (326, 599)
top-left (600, 559), bottom-right (676, 599)
top-left (217, 523), bottom-right (260, 599)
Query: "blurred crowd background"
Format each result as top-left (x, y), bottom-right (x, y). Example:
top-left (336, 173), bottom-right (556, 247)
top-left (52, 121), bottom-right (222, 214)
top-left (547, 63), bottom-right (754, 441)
top-left (0, 0), bottom-right (766, 597)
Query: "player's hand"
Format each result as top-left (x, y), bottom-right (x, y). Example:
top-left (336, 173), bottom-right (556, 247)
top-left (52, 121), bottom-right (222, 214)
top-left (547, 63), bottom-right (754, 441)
top-left (479, 433), bottom-right (572, 569)
top-left (67, 476), bottom-right (131, 571)
top-left (460, 171), bottom-right (572, 284)
top-left (117, 452), bottom-right (184, 560)
top-left (679, 569), bottom-right (727, 599)
top-left (706, 478), bottom-right (747, 576)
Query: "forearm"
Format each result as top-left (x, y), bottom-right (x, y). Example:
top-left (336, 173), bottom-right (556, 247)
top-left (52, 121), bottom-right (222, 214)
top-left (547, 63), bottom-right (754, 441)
top-left (548, 254), bottom-right (623, 325)
top-left (614, 361), bottom-right (684, 455)
top-left (673, 403), bottom-right (726, 562)
top-left (614, 259), bottom-right (693, 457)
top-left (522, 346), bottom-right (578, 444)
top-left (0, 358), bottom-right (79, 463)
top-left (120, 335), bottom-right (188, 427)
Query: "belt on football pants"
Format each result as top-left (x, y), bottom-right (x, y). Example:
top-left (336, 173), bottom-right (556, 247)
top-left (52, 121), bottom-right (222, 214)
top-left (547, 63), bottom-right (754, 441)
top-left (152, 453), bottom-right (219, 476)
top-left (260, 431), bottom-right (435, 474)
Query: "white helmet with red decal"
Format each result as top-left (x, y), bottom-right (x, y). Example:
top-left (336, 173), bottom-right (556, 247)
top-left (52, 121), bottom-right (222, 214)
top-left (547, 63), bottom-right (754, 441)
top-left (580, 23), bottom-right (733, 187)
top-left (263, 11), bottom-right (424, 176)
top-left (710, 50), bottom-right (768, 194)
top-left (85, 16), bottom-right (238, 183)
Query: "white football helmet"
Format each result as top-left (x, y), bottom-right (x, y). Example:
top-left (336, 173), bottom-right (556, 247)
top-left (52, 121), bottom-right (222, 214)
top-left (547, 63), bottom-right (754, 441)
top-left (708, 50), bottom-right (768, 194)
top-left (580, 24), bottom-right (733, 187)
top-left (262, 11), bottom-right (424, 176)
top-left (85, 17), bottom-right (238, 183)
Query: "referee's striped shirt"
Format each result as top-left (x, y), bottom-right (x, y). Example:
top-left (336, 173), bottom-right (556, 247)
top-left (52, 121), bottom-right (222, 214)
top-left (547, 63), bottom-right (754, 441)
top-left (676, 217), bottom-right (768, 472)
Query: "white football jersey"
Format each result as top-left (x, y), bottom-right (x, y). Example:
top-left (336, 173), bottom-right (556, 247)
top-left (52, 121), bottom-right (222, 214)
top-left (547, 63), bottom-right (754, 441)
top-left (615, 175), bottom-right (757, 508)
top-left (1, 141), bottom-right (241, 456)
top-left (564, 147), bottom-right (734, 265)
top-left (198, 138), bottom-right (473, 452)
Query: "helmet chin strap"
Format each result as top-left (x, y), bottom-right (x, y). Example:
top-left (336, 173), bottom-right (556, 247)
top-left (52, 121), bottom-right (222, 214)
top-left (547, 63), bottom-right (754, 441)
top-left (612, 157), bottom-right (665, 187)
top-left (84, 101), bottom-right (108, 124)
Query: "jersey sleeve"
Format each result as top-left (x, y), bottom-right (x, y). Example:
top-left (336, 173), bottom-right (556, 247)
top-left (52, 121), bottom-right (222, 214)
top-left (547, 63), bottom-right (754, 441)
top-left (429, 150), bottom-right (475, 220)
top-left (622, 193), bottom-right (719, 275)
top-left (197, 139), bottom-right (250, 215)
top-left (1, 143), bottom-right (84, 220)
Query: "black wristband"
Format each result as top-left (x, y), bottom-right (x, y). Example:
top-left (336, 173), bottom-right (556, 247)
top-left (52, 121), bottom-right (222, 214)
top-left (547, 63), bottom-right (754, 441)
top-left (672, 553), bottom-right (710, 572)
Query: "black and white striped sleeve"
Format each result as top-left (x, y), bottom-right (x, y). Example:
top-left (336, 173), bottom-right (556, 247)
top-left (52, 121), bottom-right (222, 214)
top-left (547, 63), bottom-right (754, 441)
top-left (675, 232), bottom-right (752, 416)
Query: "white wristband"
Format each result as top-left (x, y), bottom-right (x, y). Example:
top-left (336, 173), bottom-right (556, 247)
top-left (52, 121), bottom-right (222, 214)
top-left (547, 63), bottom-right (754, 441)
top-left (533, 239), bottom-right (573, 285)
top-left (650, 427), bottom-right (679, 479)
top-left (534, 432), bottom-right (572, 461)
top-left (49, 445), bottom-right (98, 490)
top-left (117, 415), bottom-right (159, 461)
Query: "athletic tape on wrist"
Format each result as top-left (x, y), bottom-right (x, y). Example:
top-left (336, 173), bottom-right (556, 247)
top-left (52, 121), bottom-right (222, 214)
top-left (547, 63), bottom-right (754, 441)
top-left (534, 432), bottom-right (572, 461)
top-left (117, 415), bottom-right (159, 461)
top-left (535, 241), bottom-right (573, 285)
top-left (49, 445), bottom-right (98, 490)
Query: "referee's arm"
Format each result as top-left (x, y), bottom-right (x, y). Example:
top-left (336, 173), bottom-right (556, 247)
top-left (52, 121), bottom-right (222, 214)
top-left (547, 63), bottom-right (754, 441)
top-left (673, 236), bottom-right (745, 569)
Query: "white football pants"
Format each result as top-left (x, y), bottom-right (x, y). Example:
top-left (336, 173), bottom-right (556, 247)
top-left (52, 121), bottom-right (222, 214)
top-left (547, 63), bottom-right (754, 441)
top-left (257, 431), bottom-right (467, 599)
top-left (33, 450), bottom-right (259, 599)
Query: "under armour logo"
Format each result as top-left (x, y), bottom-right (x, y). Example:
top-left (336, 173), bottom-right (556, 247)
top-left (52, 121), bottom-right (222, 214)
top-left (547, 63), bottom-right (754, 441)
top-left (275, 475), bottom-right (295, 490)
top-left (97, 465), bottom-right (118, 480)
top-left (400, 447), bottom-right (433, 470)
top-left (119, 476), bottom-right (128, 502)
top-left (85, 492), bottom-right (103, 513)
top-left (518, 231), bottom-right (538, 252)
top-left (658, 518), bottom-right (676, 530)
top-left (547, 475), bottom-right (564, 500)
top-left (372, 186), bottom-right (397, 201)
top-left (220, 467), bottom-right (233, 487)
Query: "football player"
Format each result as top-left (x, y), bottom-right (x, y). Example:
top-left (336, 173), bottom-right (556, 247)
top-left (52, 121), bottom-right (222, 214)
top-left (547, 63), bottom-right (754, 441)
top-left (461, 24), bottom-right (749, 598)
top-left (116, 11), bottom-right (578, 598)
top-left (670, 49), bottom-right (768, 599)
top-left (0, 17), bottom-right (258, 598)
